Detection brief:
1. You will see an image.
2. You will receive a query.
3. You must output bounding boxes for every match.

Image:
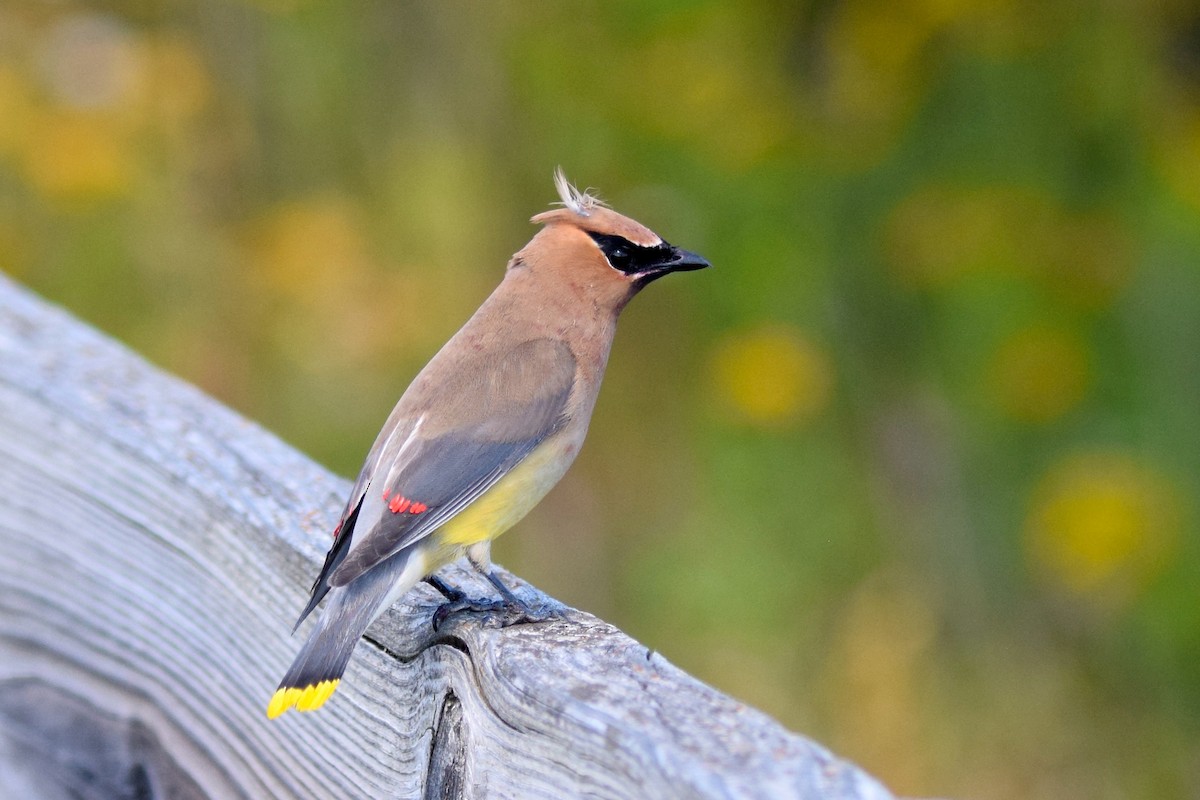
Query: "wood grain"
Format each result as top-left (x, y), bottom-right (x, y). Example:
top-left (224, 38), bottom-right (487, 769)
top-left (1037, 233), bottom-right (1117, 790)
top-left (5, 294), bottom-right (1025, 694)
top-left (0, 274), bottom-right (897, 800)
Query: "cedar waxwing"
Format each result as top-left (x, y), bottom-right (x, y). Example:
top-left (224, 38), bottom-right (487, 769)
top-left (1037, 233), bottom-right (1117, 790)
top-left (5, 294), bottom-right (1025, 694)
top-left (268, 169), bottom-right (710, 718)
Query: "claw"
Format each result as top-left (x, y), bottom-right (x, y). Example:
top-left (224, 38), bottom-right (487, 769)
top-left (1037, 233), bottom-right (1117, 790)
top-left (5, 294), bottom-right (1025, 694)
top-left (432, 595), bottom-right (556, 632)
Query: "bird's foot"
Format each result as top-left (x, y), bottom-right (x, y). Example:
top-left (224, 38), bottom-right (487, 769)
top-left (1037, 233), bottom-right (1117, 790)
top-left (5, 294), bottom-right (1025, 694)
top-left (432, 595), bottom-right (557, 632)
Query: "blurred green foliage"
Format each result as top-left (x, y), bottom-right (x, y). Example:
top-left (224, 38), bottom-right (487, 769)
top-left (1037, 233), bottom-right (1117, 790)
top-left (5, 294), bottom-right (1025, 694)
top-left (2, 1), bottom-right (1199, 797)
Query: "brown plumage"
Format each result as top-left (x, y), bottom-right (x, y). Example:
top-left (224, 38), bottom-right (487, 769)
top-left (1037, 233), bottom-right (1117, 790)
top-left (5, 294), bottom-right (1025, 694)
top-left (268, 169), bottom-right (710, 718)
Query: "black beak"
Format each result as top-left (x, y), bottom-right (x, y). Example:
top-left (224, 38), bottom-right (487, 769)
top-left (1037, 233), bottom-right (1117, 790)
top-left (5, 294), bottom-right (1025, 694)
top-left (662, 247), bottom-right (711, 272)
top-left (635, 246), bottom-right (711, 285)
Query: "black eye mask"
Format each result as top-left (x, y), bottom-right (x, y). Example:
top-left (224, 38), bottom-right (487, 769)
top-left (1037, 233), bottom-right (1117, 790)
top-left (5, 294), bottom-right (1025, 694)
top-left (587, 232), bottom-right (672, 275)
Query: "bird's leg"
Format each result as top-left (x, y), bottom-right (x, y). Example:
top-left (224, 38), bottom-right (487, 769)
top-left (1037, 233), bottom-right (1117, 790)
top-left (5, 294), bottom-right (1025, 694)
top-left (431, 543), bottom-right (554, 631)
top-left (480, 568), bottom-right (532, 613)
top-left (465, 541), bottom-right (536, 615)
top-left (424, 574), bottom-right (464, 602)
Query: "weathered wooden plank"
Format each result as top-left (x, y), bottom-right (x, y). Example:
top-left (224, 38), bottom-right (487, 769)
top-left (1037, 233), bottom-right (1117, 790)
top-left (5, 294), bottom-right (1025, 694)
top-left (0, 274), bottom-right (897, 800)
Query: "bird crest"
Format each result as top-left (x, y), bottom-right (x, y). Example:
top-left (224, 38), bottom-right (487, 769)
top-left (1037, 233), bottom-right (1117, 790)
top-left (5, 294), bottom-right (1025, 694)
top-left (552, 167), bottom-right (607, 217)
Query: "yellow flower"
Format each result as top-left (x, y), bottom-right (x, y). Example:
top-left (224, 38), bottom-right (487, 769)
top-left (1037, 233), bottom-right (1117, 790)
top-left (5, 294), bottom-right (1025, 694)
top-left (1043, 214), bottom-right (1134, 310)
top-left (0, 67), bottom-right (33, 159)
top-left (136, 35), bottom-right (213, 132)
top-left (243, 198), bottom-right (444, 365)
top-left (22, 110), bottom-right (132, 201)
top-left (711, 324), bottom-right (832, 427)
top-left (885, 185), bottom-right (1134, 308)
top-left (987, 325), bottom-right (1089, 423)
top-left (823, 569), bottom-right (937, 790)
top-left (1152, 106), bottom-right (1200, 217)
top-left (0, 221), bottom-right (30, 277)
top-left (1026, 452), bottom-right (1180, 604)
top-left (605, 8), bottom-right (792, 170)
top-left (819, 1), bottom-right (927, 163)
top-left (246, 199), bottom-right (374, 302)
top-left (883, 185), bottom-right (1054, 287)
top-left (818, 0), bottom-right (1015, 165)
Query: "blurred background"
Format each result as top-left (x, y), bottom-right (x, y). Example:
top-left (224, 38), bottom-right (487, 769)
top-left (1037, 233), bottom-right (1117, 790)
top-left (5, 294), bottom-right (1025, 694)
top-left (1, 1), bottom-right (1198, 797)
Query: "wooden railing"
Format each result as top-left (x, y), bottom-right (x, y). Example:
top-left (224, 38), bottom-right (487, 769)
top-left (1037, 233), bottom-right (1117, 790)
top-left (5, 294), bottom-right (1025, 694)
top-left (0, 275), bottom-right (897, 799)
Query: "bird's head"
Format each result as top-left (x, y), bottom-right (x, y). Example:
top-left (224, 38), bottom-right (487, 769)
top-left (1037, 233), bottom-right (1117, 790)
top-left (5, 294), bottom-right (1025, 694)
top-left (516, 169), bottom-right (710, 310)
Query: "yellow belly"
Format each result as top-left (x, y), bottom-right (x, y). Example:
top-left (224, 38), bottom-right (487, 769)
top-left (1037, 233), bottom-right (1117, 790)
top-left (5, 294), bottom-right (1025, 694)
top-left (435, 438), bottom-right (572, 547)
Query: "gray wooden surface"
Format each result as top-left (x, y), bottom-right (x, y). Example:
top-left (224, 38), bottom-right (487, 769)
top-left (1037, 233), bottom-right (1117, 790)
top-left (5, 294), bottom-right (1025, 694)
top-left (0, 274), bottom-right (897, 800)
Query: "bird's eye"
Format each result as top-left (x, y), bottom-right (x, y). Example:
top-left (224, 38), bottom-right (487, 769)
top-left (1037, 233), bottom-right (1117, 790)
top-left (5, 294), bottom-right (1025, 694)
top-left (587, 232), bottom-right (642, 274)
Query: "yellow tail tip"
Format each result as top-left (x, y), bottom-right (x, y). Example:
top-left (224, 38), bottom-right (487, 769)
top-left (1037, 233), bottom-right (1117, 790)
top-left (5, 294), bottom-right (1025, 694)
top-left (266, 679), bottom-right (340, 719)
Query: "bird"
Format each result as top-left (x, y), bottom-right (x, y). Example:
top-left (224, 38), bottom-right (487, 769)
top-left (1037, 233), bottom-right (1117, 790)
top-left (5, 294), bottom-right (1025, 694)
top-left (267, 169), bottom-right (710, 718)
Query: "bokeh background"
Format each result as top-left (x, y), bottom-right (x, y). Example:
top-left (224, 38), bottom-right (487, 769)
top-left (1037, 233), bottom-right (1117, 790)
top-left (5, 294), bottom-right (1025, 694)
top-left (2, 1), bottom-right (1198, 797)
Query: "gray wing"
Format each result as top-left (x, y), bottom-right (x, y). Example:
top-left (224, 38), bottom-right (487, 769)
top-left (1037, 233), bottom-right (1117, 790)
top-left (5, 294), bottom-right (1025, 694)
top-left (326, 337), bottom-right (576, 588)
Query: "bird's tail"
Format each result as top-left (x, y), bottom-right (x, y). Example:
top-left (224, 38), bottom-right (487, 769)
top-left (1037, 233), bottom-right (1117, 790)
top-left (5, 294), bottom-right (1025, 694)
top-left (267, 546), bottom-right (425, 719)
